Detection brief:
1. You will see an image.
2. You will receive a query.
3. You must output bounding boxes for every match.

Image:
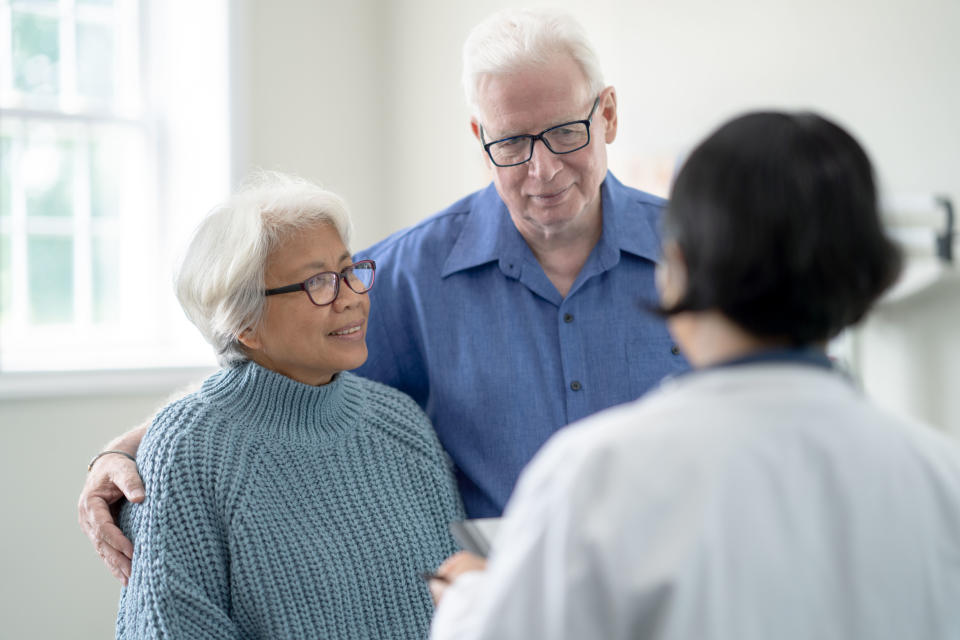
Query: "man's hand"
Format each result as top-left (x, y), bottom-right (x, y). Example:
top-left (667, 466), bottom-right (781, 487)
top-left (77, 426), bottom-right (147, 586)
top-left (427, 551), bottom-right (488, 606)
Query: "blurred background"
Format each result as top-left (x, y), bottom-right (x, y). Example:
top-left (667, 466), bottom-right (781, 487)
top-left (1, 0), bottom-right (958, 636)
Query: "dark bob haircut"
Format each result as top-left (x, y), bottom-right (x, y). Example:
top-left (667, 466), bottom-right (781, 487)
top-left (661, 111), bottom-right (902, 345)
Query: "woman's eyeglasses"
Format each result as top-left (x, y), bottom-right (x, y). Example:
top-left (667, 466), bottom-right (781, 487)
top-left (264, 260), bottom-right (376, 307)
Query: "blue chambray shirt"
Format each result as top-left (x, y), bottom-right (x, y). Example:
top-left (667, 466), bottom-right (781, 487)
top-left (354, 172), bottom-right (689, 517)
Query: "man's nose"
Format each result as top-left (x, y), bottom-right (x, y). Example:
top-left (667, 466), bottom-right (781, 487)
top-left (526, 138), bottom-right (562, 180)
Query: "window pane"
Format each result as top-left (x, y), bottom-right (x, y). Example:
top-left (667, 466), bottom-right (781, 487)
top-left (91, 234), bottom-right (118, 323)
top-left (0, 137), bottom-right (12, 217)
top-left (24, 137), bottom-right (74, 217)
top-left (27, 234), bottom-right (73, 324)
top-left (12, 11), bottom-right (60, 96)
top-left (77, 22), bottom-right (115, 102)
top-left (0, 233), bottom-right (11, 322)
top-left (89, 138), bottom-right (119, 218)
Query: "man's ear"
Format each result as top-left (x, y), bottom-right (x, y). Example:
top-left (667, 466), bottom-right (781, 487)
top-left (470, 118), bottom-right (482, 143)
top-left (655, 240), bottom-right (688, 308)
top-left (471, 118), bottom-right (495, 171)
top-left (600, 86), bottom-right (618, 144)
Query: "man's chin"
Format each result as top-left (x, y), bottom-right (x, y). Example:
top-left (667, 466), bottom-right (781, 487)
top-left (524, 203), bottom-right (583, 228)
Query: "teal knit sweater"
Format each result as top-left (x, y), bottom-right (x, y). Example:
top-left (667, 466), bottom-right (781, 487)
top-left (116, 361), bottom-right (463, 639)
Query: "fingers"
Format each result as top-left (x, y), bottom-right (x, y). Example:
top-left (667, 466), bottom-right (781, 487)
top-left (112, 464), bottom-right (146, 503)
top-left (78, 453), bottom-right (142, 586)
top-left (428, 551), bottom-right (489, 606)
top-left (79, 495), bottom-right (135, 585)
top-left (97, 522), bottom-right (134, 586)
top-left (428, 573), bottom-right (448, 605)
top-left (437, 551), bottom-right (488, 580)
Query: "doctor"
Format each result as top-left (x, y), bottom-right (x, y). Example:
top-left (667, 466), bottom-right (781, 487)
top-left (427, 111), bottom-right (960, 640)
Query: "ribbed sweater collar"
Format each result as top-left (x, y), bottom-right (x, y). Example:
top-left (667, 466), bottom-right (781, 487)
top-left (199, 361), bottom-right (366, 441)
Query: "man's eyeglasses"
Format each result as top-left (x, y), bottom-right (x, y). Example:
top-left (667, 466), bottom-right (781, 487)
top-left (480, 96), bottom-right (601, 167)
top-left (264, 260), bottom-right (376, 307)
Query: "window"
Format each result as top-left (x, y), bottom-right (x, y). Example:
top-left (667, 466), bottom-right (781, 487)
top-left (0, 0), bottom-right (229, 381)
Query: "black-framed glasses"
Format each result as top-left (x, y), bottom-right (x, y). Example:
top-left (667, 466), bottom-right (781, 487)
top-left (480, 96), bottom-right (601, 167)
top-left (264, 260), bottom-right (376, 307)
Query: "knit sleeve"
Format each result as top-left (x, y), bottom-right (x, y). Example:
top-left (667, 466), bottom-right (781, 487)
top-left (116, 399), bottom-right (240, 640)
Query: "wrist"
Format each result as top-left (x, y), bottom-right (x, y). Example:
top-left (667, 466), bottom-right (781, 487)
top-left (104, 424), bottom-right (147, 457)
top-left (87, 450), bottom-right (137, 472)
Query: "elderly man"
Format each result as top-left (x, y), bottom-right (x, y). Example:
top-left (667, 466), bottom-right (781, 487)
top-left (78, 8), bottom-right (686, 584)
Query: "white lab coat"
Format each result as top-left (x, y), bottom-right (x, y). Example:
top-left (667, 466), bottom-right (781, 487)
top-left (431, 364), bottom-right (960, 640)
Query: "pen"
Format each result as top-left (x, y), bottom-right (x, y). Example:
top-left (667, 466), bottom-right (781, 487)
top-left (420, 571), bottom-right (450, 584)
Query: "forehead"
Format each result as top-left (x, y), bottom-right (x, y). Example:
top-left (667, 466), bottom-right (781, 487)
top-left (267, 223), bottom-right (349, 278)
top-left (476, 55), bottom-right (592, 137)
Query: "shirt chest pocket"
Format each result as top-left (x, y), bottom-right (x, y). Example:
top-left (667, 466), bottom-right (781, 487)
top-left (626, 331), bottom-right (685, 398)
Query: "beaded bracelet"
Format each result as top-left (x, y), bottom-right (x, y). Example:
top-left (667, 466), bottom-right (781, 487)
top-left (87, 449), bottom-right (138, 472)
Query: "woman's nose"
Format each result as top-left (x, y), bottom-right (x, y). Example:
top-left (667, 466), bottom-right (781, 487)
top-left (332, 278), bottom-right (364, 310)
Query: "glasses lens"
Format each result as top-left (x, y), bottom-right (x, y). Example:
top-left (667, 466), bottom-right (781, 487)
top-left (489, 136), bottom-right (532, 166)
top-left (543, 122), bottom-right (589, 153)
top-left (305, 272), bottom-right (338, 305)
top-left (344, 262), bottom-right (375, 293)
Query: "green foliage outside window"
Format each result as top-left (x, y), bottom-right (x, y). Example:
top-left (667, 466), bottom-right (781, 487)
top-left (0, 137), bottom-right (11, 218)
top-left (89, 139), bottom-right (119, 218)
top-left (77, 22), bottom-right (115, 102)
top-left (12, 11), bottom-right (60, 96)
top-left (91, 235), bottom-right (118, 322)
top-left (27, 234), bottom-right (73, 324)
top-left (25, 140), bottom-right (74, 218)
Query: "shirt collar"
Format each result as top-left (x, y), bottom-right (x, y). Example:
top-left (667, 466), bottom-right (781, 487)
top-left (600, 172), bottom-right (662, 264)
top-left (659, 346), bottom-right (837, 390)
top-left (713, 346), bottom-right (834, 371)
top-left (441, 182), bottom-right (520, 277)
top-left (441, 171), bottom-right (662, 278)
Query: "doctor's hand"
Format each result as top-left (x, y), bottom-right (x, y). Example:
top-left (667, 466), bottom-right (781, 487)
top-left (77, 425), bottom-right (147, 586)
top-left (427, 551), bottom-right (488, 606)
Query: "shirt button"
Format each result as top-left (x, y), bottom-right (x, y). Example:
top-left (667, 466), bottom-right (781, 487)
top-left (570, 381), bottom-right (582, 391)
top-left (563, 313), bottom-right (574, 323)
top-left (671, 345), bottom-right (681, 356)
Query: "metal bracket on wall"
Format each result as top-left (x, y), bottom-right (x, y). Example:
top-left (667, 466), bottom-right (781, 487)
top-left (934, 196), bottom-right (955, 263)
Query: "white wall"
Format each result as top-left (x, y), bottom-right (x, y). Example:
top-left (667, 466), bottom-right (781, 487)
top-left (3, 1), bottom-right (958, 637)
top-left (0, 391), bottom-right (174, 638)
top-left (860, 269), bottom-right (960, 430)
top-left (231, 0), bottom-right (391, 252)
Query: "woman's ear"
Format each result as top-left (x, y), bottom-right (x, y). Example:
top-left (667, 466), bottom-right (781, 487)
top-left (236, 327), bottom-right (262, 351)
top-left (655, 240), bottom-right (688, 309)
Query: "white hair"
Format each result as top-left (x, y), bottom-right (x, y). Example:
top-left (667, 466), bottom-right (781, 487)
top-left (175, 171), bottom-right (353, 367)
top-left (461, 8), bottom-right (606, 116)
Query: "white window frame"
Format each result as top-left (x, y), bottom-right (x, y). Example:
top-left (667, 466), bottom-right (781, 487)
top-left (0, 0), bottom-right (230, 396)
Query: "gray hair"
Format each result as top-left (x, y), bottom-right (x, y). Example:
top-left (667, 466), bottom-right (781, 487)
top-left (175, 171), bottom-right (353, 367)
top-left (461, 8), bottom-right (606, 117)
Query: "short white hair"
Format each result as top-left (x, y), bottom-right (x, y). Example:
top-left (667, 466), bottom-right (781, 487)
top-left (175, 171), bottom-right (353, 367)
top-left (462, 8), bottom-right (606, 117)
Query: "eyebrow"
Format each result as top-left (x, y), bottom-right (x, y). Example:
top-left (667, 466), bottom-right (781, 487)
top-left (488, 116), bottom-right (573, 141)
top-left (302, 251), bottom-right (352, 272)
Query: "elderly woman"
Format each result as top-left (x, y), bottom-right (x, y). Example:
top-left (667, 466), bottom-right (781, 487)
top-left (427, 112), bottom-right (960, 639)
top-left (115, 173), bottom-right (462, 639)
